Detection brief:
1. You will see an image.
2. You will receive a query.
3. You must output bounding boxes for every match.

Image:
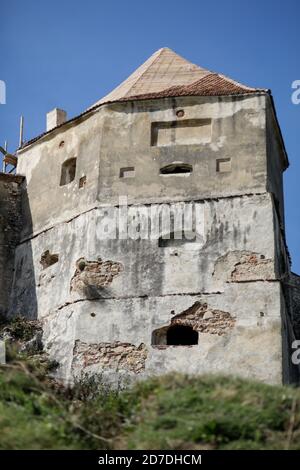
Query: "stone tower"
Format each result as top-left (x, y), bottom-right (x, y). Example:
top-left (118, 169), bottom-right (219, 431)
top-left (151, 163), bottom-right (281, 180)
top-left (2, 48), bottom-right (300, 384)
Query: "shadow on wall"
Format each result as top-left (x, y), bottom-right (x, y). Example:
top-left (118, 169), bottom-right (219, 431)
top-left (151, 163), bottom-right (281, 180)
top-left (8, 178), bottom-right (38, 320)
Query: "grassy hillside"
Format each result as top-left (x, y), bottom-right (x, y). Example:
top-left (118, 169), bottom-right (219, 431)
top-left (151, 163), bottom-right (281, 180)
top-left (0, 355), bottom-right (300, 450)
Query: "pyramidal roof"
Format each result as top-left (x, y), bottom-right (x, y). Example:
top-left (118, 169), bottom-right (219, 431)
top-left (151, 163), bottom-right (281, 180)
top-left (90, 47), bottom-right (266, 108)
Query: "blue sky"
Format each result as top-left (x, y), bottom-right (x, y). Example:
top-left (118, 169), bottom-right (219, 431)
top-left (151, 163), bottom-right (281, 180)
top-left (1, 0), bottom-right (299, 272)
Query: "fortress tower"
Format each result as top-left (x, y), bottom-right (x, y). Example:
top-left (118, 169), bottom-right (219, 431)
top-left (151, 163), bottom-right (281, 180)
top-left (1, 48), bottom-right (299, 384)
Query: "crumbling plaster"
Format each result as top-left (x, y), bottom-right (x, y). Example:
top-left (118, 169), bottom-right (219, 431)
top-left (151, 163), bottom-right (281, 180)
top-left (10, 193), bottom-right (277, 319)
top-left (40, 282), bottom-right (282, 385)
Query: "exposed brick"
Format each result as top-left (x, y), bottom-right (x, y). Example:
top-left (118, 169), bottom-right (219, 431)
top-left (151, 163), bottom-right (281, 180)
top-left (213, 251), bottom-right (274, 287)
top-left (70, 257), bottom-right (123, 294)
top-left (73, 340), bottom-right (147, 374)
top-left (40, 250), bottom-right (59, 270)
top-left (153, 301), bottom-right (235, 345)
top-left (231, 253), bottom-right (273, 282)
top-left (171, 302), bottom-right (235, 335)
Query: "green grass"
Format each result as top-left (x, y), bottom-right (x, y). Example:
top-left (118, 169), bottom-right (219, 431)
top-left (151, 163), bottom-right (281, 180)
top-left (0, 358), bottom-right (300, 450)
top-left (121, 375), bottom-right (299, 450)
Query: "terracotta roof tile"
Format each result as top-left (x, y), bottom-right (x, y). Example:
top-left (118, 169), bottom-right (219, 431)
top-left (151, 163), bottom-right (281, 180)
top-left (120, 73), bottom-right (267, 101)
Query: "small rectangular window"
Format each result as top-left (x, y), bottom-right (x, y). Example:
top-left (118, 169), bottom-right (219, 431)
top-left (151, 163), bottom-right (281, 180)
top-left (60, 157), bottom-right (76, 186)
top-left (160, 163), bottom-right (192, 175)
top-left (120, 167), bottom-right (135, 178)
top-left (216, 158), bottom-right (231, 173)
top-left (79, 176), bottom-right (86, 188)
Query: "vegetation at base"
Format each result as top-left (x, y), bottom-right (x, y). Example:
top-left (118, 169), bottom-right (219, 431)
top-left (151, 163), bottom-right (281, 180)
top-left (0, 315), bottom-right (42, 341)
top-left (0, 353), bottom-right (300, 450)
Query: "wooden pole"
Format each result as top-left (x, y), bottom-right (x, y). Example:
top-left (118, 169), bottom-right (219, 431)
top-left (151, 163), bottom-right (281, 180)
top-left (19, 116), bottom-right (24, 148)
top-left (2, 141), bottom-right (6, 172)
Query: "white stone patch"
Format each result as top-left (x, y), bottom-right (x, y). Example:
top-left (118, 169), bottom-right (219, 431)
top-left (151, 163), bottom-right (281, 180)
top-left (244, 110), bottom-right (265, 129)
top-left (209, 135), bottom-right (227, 152)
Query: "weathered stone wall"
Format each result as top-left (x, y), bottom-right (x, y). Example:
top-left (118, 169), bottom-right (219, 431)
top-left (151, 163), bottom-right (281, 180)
top-left (286, 272), bottom-right (300, 339)
top-left (10, 194), bottom-right (277, 318)
top-left (10, 192), bottom-right (285, 385)
top-left (40, 282), bottom-right (283, 385)
top-left (16, 94), bottom-right (267, 238)
top-left (0, 174), bottom-right (23, 316)
top-left (266, 102), bottom-right (286, 224)
top-left (11, 93), bottom-right (297, 385)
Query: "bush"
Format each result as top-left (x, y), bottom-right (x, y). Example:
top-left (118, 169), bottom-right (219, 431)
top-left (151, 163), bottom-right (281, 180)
top-left (0, 358), bottom-right (300, 450)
